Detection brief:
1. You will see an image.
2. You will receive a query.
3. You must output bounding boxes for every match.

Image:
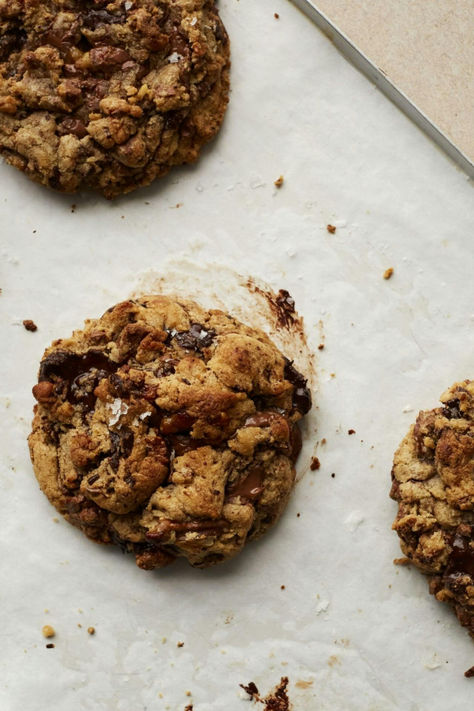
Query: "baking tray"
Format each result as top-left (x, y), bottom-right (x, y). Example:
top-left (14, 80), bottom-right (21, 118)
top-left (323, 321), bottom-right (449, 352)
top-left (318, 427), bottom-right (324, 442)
top-left (1, 1), bottom-right (473, 709)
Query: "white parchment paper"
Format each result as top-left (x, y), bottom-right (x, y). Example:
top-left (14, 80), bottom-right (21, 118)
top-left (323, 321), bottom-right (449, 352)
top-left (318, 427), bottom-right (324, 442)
top-left (1, 1), bottom-right (473, 709)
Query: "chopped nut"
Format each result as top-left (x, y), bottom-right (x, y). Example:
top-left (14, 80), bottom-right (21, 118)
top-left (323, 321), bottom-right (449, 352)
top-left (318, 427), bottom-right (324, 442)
top-left (23, 319), bottom-right (37, 332)
top-left (383, 267), bottom-right (394, 280)
top-left (274, 175), bottom-right (284, 188)
top-left (327, 224), bottom-right (336, 234)
top-left (32, 381), bottom-right (55, 403)
top-left (42, 625), bottom-right (55, 638)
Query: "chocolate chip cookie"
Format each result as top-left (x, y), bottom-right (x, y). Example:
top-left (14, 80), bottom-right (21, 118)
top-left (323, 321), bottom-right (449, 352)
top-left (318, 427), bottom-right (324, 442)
top-left (28, 295), bottom-right (312, 569)
top-left (390, 381), bottom-right (474, 637)
top-left (0, 1), bottom-right (229, 197)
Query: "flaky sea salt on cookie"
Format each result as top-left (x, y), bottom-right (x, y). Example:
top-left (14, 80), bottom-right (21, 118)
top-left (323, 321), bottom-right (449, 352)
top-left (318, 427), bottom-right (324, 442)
top-left (390, 380), bottom-right (474, 638)
top-left (0, 1), bottom-right (230, 197)
top-left (28, 295), bottom-right (312, 570)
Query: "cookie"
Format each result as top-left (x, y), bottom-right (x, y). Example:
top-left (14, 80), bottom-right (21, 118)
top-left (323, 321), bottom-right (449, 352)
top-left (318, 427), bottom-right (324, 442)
top-left (390, 381), bottom-right (474, 637)
top-left (28, 295), bottom-right (312, 569)
top-left (0, 1), bottom-right (229, 197)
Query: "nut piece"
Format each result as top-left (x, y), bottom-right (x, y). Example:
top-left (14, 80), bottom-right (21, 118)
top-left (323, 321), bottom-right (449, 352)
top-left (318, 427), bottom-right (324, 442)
top-left (32, 381), bottom-right (55, 403)
top-left (42, 625), bottom-right (55, 638)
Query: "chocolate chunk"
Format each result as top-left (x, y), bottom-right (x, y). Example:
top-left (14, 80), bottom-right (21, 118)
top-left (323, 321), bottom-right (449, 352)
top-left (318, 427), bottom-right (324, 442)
top-left (173, 323), bottom-right (216, 351)
top-left (160, 412), bottom-right (195, 435)
top-left (284, 359), bottom-right (312, 415)
top-left (109, 428), bottom-right (134, 472)
top-left (442, 399), bottom-right (463, 420)
top-left (445, 528), bottom-right (474, 579)
top-left (228, 467), bottom-right (265, 502)
top-left (89, 46), bottom-right (131, 70)
top-left (58, 118), bottom-right (88, 138)
top-left (39, 349), bottom-right (115, 383)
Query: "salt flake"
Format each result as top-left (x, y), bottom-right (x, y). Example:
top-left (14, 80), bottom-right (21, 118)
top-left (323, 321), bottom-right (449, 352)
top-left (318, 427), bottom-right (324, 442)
top-left (108, 398), bottom-right (129, 426)
top-left (167, 52), bottom-right (183, 64)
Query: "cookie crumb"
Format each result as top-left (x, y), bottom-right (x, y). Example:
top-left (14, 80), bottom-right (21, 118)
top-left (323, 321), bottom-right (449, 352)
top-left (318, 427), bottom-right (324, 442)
top-left (177, 641), bottom-right (184, 648)
top-left (310, 457), bottom-right (320, 471)
top-left (327, 224), bottom-right (336, 234)
top-left (87, 627), bottom-right (95, 635)
top-left (23, 319), bottom-right (37, 332)
top-left (383, 267), bottom-right (394, 280)
top-left (274, 175), bottom-right (284, 188)
top-left (45, 643), bottom-right (55, 649)
top-left (348, 429), bottom-right (356, 435)
top-left (331, 473), bottom-right (336, 478)
top-left (77, 623), bottom-right (82, 628)
top-left (274, 13), bottom-right (279, 19)
top-left (240, 682), bottom-right (259, 699)
top-left (184, 705), bottom-right (193, 711)
top-left (321, 438), bottom-right (327, 445)
top-left (464, 666), bottom-right (474, 678)
top-left (42, 625), bottom-right (55, 638)
top-left (318, 343), bottom-right (324, 350)
top-left (281, 585), bottom-right (285, 590)
top-left (296, 512), bottom-right (300, 517)
top-left (393, 557), bottom-right (411, 566)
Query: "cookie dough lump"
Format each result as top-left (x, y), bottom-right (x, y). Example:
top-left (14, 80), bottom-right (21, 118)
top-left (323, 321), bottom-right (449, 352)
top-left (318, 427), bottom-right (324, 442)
top-left (0, 1), bottom-right (230, 196)
top-left (29, 295), bottom-right (312, 570)
top-left (391, 380), bottom-right (474, 637)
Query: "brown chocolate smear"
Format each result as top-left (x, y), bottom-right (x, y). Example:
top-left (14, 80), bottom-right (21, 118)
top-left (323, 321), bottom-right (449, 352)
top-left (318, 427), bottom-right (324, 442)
top-left (289, 423), bottom-right (302, 463)
top-left (284, 359), bottom-right (312, 415)
top-left (172, 323), bottom-right (216, 351)
top-left (229, 467), bottom-right (265, 501)
top-left (274, 289), bottom-right (297, 328)
top-left (445, 528), bottom-right (474, 579)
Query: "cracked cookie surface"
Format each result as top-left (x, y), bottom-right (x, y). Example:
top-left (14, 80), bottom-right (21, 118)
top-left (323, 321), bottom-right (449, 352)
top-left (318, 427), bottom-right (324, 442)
top-left (390, 380), bottom-right (474, 638)
top-left (0, 0), bottom-right (229, 197)
top-left (29, 295), bottom-right (312, 569)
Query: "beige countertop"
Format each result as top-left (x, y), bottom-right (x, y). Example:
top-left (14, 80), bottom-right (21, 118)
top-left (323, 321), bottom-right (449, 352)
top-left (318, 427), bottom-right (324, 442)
top-left (315, 0), bottom-right (474, 162)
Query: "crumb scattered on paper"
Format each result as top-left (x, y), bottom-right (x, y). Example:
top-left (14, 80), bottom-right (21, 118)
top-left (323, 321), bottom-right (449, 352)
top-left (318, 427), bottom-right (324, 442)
top-left (383, 267), bottom-right (394, 280)
top-left (23, 319), bottom-right (37, 332)
top-left (464, 666), bottom-right (474, 678)
top-left (45, 643), bottom-right (55, 649)
top-left (240, 677), bottom-right (291, 709)
top-left (42, 625), bottom-right (55, 638)
top-left (327, 224), bottom-right (336, 234)
top-left (310, 457), bottom-right (320, 471)
top-left (274, 175), bottom-right (284, 188)
top-left (348, 429), bottom-right (356, 435)
top-left (393, 557), bottom-right (411, 566)
top-left (87, 626), bottom-right (95, 635)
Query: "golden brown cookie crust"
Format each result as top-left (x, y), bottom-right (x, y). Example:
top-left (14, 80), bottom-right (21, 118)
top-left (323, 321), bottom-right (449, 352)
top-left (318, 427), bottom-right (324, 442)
top-left (0, 0), bottom-right (230, 197)
top-left (28, 295), bottom-right (312, 569)
top-left (390, 380), bottom-right (474, 637)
